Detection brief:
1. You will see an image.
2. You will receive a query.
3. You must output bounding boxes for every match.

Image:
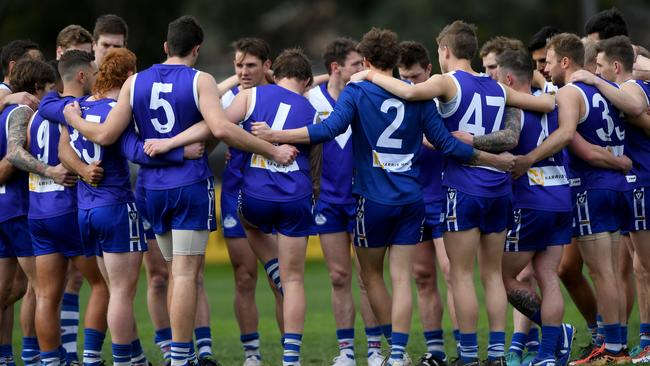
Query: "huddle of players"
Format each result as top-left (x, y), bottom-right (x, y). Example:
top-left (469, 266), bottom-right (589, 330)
top-left (1, 7), bottom-right (650, 366)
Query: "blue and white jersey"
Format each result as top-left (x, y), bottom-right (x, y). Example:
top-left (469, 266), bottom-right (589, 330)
top-left (510, 109), bottom-right (571, 211)
top-left (0, 104), bottom-right (28, 222)
top-left (568, 81), bottom-right (628, 191)
top-left (241, 84), bottom-right (317, 202)
top-left (131, 63), bottom-right (211, 190)
top-left (308, 82), bottom-right (354, 205)
top-left (437, 70), bottom-right (510, 197)
top-left (0, 83), bottom-right (11, 92)
top-left (220, 86), bottom-right (246, 195)
top-left (27, 110), bottom-right (77, 219)
top-left (417, 146), bottom-right (444, 204)
top-left (625, 80), bottom-right (650, 187)
top-left (308, 80), bottom-right (474, 206)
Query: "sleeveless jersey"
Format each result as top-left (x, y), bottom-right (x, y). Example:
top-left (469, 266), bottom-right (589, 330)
top-left (0, 104), bottom-right (28, 222)
top-left (624, 80), bottom-right (650, 187)
top-left (220, 86), bottom-right (246, 194)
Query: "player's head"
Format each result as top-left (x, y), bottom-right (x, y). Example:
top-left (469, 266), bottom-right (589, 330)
top-left (397, 41), bottom-right (432, 84)
top-left (47, 59), bottom-right (63, 93)
top-left (272, 48), bottom-right (313, 92)
top-left (479, 36), bottom-right (524, 79)
top-left (1, 40), bottom-right (42, 82)
top-left (585, 7), bottom-right (628, 41)
top-left (357, 27), bottom-right (399, 72)
top-left (9, 59), bottom-right (56, 99)
top-left (92, 48), bottom-right (136, 99)
top-left (323, 37), bottom-right (363, 83)
top-left (583, 38), bottom-right (598, 73)
top-left (58, 50), bottom-right (97, 95)
top-left (545, 33), bottom-right (584, 87)
top-left (93, 14), bottom-right (128, 66)
top-left (164, 15), bottom-right (204, 64)
top-left (56, 25), bottom-right (93, 60)
top-left (232, 37), bottom-right (272, 89)
top-left (594, 35), bottom-right (634, 83)
top-left (495, 49), bottom-right (534, 89)
top-left (528, 26), bottom-right (559, 80)
top-left (436, 20), bottom-right (478, 73)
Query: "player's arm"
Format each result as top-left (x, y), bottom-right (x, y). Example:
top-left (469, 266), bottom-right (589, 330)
top-left (118, 124), bottom-right (190, 165)
top-left (63, 77), bottom-right (135, 146)
top-left (0, 157), bottom-right (17, 184)
top-left (143, 121), bottom-right (213, 157)
top-left (37, 92), bottom-right (74, 124)
top-left (503, 84), bottom-right (555, 112)
top-left (634, 54), bottom-right (650, 81)
top-left (570, 132), bottom-right (631, 172)
top-left (367, 71), bottom-right (452, 101)
top-left (58, 128), bottom-right (103, 185)
top-left (309, 114), bottom-right (323, 199)
top-left (0, 91), bottom-right (40, 112)
top-left (217, 74), bottom-right (239, 97)
top-left (570, 70), bottom-right (645, 117)
top-left (312, 74), bottom-right (329, 87)
top-left (454, 107), bottom-right (522, 152)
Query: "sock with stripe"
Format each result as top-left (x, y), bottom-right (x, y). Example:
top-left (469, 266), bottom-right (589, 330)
top-left (154, 328), bottom-right (172, 364)
top-left (508, 332), bottom-right (527, 357)
top-left (83, 328), bottom-right (105, 366)
top-left (620, 325), bottom-right (628, 349)
top-left (240, 333), bottom-right (261, 360)
top-left (61, 293), bottom-right (80, 363)
top-left (21, 337), bottom-right (39, 366)
top-left (596, 315), bottom-right (604, 347)
top-left (264, 258), bottom-right (283, 296)
top-left (390, 332), bottom-right (409, 361)
top-left (380, 324), bottom-right (393, 345)
top-left (365, 326), bottom-right (382, 357)
top-left (131, 339), bottom-right (147, 366)
top-left (424, 329), bottom-right (445, 360)
top-left (588, 322), bottom-right (598, 345)
top-left (188, 341), bottom-right (197, 364)
top-left (0, 344), bottom-right (15, 366)
top-left (283, 333), bottom-right (302, 366)
top-left (453, 329), bottom-right (461, 357)
top-left (41, 350), bottom-right (61, 366)
top-left (603, 323), bottom-right (623, 354)
top-left (171, 342), bottom-right (192, 366)
top-left (112, 343), bottom-right (132, 366)
top-left (459, 333), bottom-right (478, 363)
top-left (526, 327), bottom-right (540, 353)
top-left (336, 328), bottom-right (355, 359)
top-left (640, 323), bottom-right (650, 348)
top-left (194, 327), bottom-right (213, 358)
top-left (488, 331), bottom-right (505, 360)
top-left (57, 345), bottom-right (67, 365)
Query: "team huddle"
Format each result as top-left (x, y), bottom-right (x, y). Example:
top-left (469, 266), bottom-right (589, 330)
top-left (0, 7), bottom-right (649, 366)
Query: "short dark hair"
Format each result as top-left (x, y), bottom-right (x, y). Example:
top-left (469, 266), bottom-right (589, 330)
top-left (585, 8), bottom-right (628, 40)
top-left (436, 20), bottom-right (478, 60)
top-left (93, 14), bottom-right (128, 43)
top-left (166, 15), bottom-right (204, 57)
top-left (323, 37), bottom-right (357, 74)
top-left (56, 25), bottom-right (93, 48)
top-left (9, 59), bottom-right (56, 94)
top-left (272, 48), bottom-right (313, 86)
top-left (496, 49), bottom-right (534, 83)
top-left (47, 59), bottom-right (62, 85)
top-left (584, 39), bottom-right (599, 69)
top-left (232, 37), bottom-right (271, 62)
top-left (1, 40), bottom-right (40, 78)
top-left (596, 35), bottom-right (634, 72)
top-left (397, 41), bottom-right (430, 70)
top-left (357, 27), bottom-right (399, 71)
top-left (547, 33), bottom-right (584, 67)
top-left (58, 50), bottom-right (94, 82)
top-left (479, 36), bottom-right (524, 58)
top-left (528, 26), bottom-right (560, 52)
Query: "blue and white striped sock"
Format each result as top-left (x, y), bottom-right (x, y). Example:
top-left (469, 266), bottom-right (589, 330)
top-left (380, 324), bottom-right (393, 345)
top-left (508, 332), bottom-right (526, 357)
top-left (57, 345), bottom-right (67, 365)
top-left (21, 337), bottom-right (39, 366)
top-left (131, 339), bottom-right (147, 366)
top-left (365, 326), bottom-right (383, 356)
top-left (0, 344), bottom-right (15, 366)
top-left (61, 293), bottom-right (80, 363)
top-left (240, 332), bottom-right (261, 360)
top-left (194, 327), bottom-right (213, 358)
top-left (526, 327), bottom-right (540, 353)
top-left (640, 323), bottom-right (650, 348)
top-left (621, 325), bottom-right (628, 349)
top-left (488, 331), bottom-right (505, 360)
top-left (588, 322), bottom-right (598, 345)
top-left (154, 328), bottom-right (172, 363)
top-left (390, 332), bottom-right (409, 361)
top-left (603, 323), bottom-right (622, 354)
top-left (596, 315), bottom-right (604, 347)
top-left (40, 350), bottom-right (61, 366)
top-left (424, 329), bottom-right (445, 360)
top-left (83, 328), bottom-right (105, 366)
top-left (264, 258), bottom-right (283, 296)
top-left (336, 328), bottom-right (355, 358)
top-left (459, 333), bottom-right (478, 363)
top-left (453, 329), bottom-right (461, 357)
top-left (283, 333), bottom-right (302, 366)
top-left (112, 343), bottom-right (132, 366)
top-left (170, 342), bottom-right (192, 366)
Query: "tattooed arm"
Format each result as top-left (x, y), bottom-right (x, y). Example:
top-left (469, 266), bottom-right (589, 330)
top-left (0, 157), bottom-right (17, 184)
top-left (470, 107), bottom-right (522, 152)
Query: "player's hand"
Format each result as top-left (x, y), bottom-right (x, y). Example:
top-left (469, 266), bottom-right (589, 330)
top-left (452, 131), bottom-right (474, 145)
top-left (3, 92), bottom-right (39, 110)
top-left (183, 141), bottom-right (205, 159)
top-left (350, 70), bottom-right (370, 82)
top-left (494, 152), bottom-right (515, 172)
top-left (570, 70), bottom-right (598, 85)
top-left (45, 163), bottom-right (78, 187)
top-left (512, 154), bottom-right (533, 179)
top-left (63, 101), bottom-right (82, 124)
top-left (144, 138), bottom-right (173, 156)
top-left (271, 144), bottom-right (299, 165)
top-left (251, 122), bottom-right (274, 142)
top-left (81, 161), bottom-right (103, 185)
top-left (617, 154), bottom-right (633, 173)
top-left (224, 150), bottom-right (232, 162)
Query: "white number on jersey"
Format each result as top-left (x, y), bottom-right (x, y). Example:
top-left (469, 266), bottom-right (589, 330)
top-left (36, 120), bottom-right (49, 164)
top-left (593, 93), bottom-right (624, 142)
top-left (150, 82), bottom-right (175, 133)
top-left (270, 103), bottom-right (292, 130)
top-left (69, 114), bottom-right (102, 163)
top-left (458, 93), bottom-right (505, 136)
top-left (536, 113), bottom-right (554, 162)
top-left (377, 98), bottom-right (405, 149)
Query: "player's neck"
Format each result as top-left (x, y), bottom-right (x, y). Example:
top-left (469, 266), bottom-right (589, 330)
top-left (2, 77), bottom-right (8, 85)
top-left (616, 72), bottom-right (634, 84)
top-left (511, 83), bottom-right (532, 95)
top-left (563, 67), bottom-right (582, 86)
top-left (368, 65), bottom-right (392, 77)
top-left (89, 89), bottom-right (120, 102)
top-left (276, 78), bottom-right (305, 95)
top-left (62, 83), bottom-right (84, 98)
top-left (164, 55), bottom-right (194, 67)
top-left (327, 73), bottom-right (344, 101)
top-left (446, 58), bottom-right (475, 75)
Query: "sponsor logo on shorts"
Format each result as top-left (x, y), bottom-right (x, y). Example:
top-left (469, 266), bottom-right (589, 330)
top-left (223, 215), bottom-right (238, 229)
top-left (314, 213), bottom-right (327, 226)
top-left (635, 189), bottom-right (644, 201)
top-left (142, 219), bottom-right (151, 231)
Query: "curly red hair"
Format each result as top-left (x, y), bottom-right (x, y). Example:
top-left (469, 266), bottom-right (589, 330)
top-left (92, 48), bottom-right (136, 98)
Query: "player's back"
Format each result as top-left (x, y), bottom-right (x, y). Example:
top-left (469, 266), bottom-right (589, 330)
top-left (0, 104), bottom-right (28, 222)
top-left (625, 79), bottom-right (650, 187)
top-left (131, 63), bottom-right (210, 190)
top-left (241, 84), bottom-right (316, 202)
top-left (438, 70), bottom-right (510, 197)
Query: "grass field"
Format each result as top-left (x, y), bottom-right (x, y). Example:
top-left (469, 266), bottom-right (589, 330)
top-left (12, 258), bottom-right (641, 366)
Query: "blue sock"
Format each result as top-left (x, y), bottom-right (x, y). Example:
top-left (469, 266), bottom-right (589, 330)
top-left (131, 339), bottom-right (147, 365)
top-left (453, 329), bottom-right (461, 357)
top-left (83, 328), bottom-right (105, 366)
top-left (112, 343), bottom-right (132, 366)
top-left (526, 327), bottom-right (540, 353)
top-left (640, 323), bottom-right (650, 348)
top-left (588, 322), bottom-right (598, 345)
top-left (596, 315), bottom-right (604, 347)
top-left (1, 344), bottom-right (15, 366)
top-left (155, 328), bottom-right (172, 363)
top-left (620, 325), bottom-right (628, 349)
top-left (508, 332), bottom-right (527, 357)
top-left (61, 293), bottom-right (80, 362)
top-left (264, 258), bottom-right (283, 296)
top-left (365, 326), bottom-right (382, 356)
top-left (603, 323), bottom-right (622, 354)
top-left (57, 345), bottom-right (67, 365)
top-left (171, 341), bottom-right (192, 366)
top-left (241, 332), bottom-right (261, 360)
top-left (488, 331), bottom-right (505, 360)
top-left (188, 341), bottom-right (197, 363)
top-left (283, 333), bottom-right (302, 365)
top-left (424, 330), bottom-right (445, 359)
top-left (459, 333), bottom-right (478, 363)
top-left (194, 327), bottom-right (213, 358)
top-left (538, 326), bottom-right (562, 360)
top-left (336, 328), bottom-right (355, 358)
top-left (21, 337), bottom-right (39, 366)
top-left (380, 324), bottom-right (393, 345)
top-left (530, 310), bottom-right (542, 326)
top-left (41, 350), bottom-right (61, 366)
top-left (390, 332), bottom-right (409, 361)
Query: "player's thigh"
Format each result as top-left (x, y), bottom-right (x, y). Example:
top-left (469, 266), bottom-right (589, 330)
top-left (412, 240), bottom-right (437, 282)
top-left (443, 228), bottom-right (481, 272)
top-left (320, 232), bottom-right (353, 277)
top-left (277, 234), bottom-right (308, 280)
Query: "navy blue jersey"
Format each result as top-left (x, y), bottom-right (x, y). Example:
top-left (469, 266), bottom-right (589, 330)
top-left (0, 104), bottom-right (28, 222)
top-left (308, 80), bottom-right (474, 206)
top-left (220, 86), bottom-right (246, 194)
top-left (241, 85), bottom-right (317, 202)
top-left (625, 80), bottom-right (650, 187)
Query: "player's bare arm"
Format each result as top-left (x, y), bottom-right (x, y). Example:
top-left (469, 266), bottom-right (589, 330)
top-left (0, 92), bottom-right (40, 112)
top-left (503, 84), bottom-right (555, 112)
top-left (0, 157), bottom-right (17, 184)
top-left (352, 69), bottom-right (455, 101)
top-left (570, 132), bottom-right (632, 172)
top-left (570, 70), bottom-right (645, 117)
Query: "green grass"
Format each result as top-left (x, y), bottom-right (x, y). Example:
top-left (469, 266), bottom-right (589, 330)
top-left (12, 260), bottom-right (640, 365)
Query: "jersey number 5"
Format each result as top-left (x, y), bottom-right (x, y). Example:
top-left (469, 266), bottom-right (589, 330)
top-left (150, 82), bottom-right (175, 133)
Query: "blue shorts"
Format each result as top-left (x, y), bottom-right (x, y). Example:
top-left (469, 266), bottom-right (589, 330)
top-left (421, 200), bottom-right (445, 242)
top-left (134, 194), bottom-right (155, 241)
top-left (220, 191), bottom-right (246, 238)
top-left (623, 187), bottom-right (649, 232)
top-left (354, 196), bottom-right (425, 248)
top-left (79, 202), bottom-right (147, 254)
top-left (313, 199), bottom-right (356, 235)
top-left (573, 189), bottom-right (625, 237)
top-left (146, 177), bottom-right (217, 234)
top-left (238, 193), bottom-right (313, 237)
top-left (444, 188), bottom-right (511, 233)
top-left (0, 216), bottom-right (33, 258)
top-left (506, 208), bottom-right (572, 252)
top-left (29, 212), bottom-right (91, 257)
